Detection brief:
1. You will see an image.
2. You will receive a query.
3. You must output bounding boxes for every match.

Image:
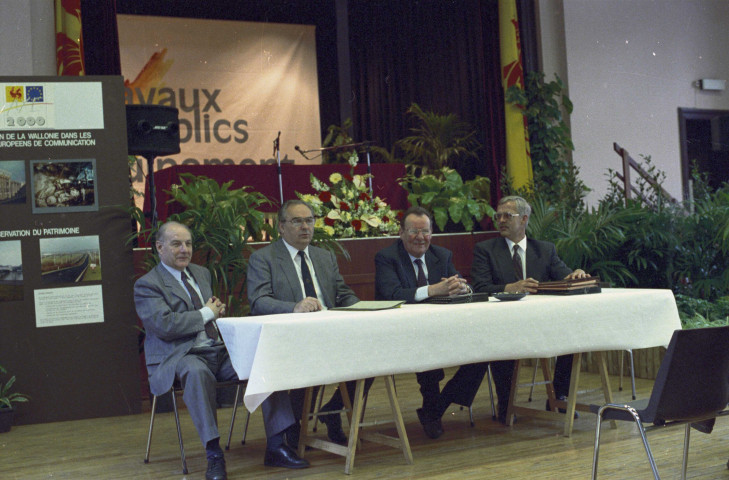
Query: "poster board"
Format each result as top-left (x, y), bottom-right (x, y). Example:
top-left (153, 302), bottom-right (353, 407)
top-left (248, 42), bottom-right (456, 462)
top-left (0, 76), bottom-right (141, 425)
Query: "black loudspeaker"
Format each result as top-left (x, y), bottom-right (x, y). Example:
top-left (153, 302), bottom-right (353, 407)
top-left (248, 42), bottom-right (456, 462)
top-left (126, 104), bottom-right (181, 156)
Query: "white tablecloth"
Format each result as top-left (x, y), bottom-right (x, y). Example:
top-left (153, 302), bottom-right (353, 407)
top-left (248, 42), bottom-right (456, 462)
top-left (217, 288), bottom-right (681, 412)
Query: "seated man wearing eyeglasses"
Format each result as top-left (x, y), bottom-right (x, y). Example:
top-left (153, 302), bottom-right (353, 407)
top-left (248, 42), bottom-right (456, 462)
top-left (247, 199), bottom-right (368, 449)
top-left (472, 195), bottom-right (590, 418)
top-left (373, 206), bottom-right (507, 438)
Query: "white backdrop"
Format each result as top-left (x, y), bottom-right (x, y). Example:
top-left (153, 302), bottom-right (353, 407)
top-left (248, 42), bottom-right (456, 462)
top-left (117, 14), bottom-right (322, 206)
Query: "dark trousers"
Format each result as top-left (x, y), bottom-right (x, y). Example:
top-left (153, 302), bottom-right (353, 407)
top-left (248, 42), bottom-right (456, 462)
top-left (552, 354), bottom-right (573, 398)
top-left (417, 362), bottom-right (489, 420)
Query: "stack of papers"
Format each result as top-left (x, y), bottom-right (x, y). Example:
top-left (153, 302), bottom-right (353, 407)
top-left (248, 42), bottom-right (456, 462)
top-left (536, 277), bottom-right (601, 295)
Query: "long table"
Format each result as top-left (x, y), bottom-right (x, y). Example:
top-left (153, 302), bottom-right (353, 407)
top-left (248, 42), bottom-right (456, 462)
top-left (217, 288), bottom-right (681, 470)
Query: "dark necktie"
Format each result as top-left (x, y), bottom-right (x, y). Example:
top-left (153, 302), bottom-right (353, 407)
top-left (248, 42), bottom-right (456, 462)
top-left (414, 259), bottom-right (428, 287)
top-left (182, 271), bottom-right (218, 340)
top-left (298, 251), bottom-right (318, 298)
top-left (512, 245), bottom-right (524, 280)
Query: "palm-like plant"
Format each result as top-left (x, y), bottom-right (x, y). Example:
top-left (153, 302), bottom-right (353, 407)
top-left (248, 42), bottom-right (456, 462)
top-left (0, 365), bottom-right (29, 410)
top-left (395, 103), bottom-right (481, 172)
top-left (526, 196), bottom-right (636, 287)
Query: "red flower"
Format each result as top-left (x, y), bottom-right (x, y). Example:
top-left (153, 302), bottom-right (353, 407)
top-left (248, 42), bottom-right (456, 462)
top-left (373, 204), bottom-right (379, 211)
top-left (339, 201), bottom-right (350, 211)
top-left (319, 191), bottom-right (332, 203)
top-left (344, 174), bottom-right (353, 182)
top-left (382, 215), bottom-right (389, 223)
top-left (352, 219), bottom-right (362, 231)
top-left (396, 211), bottom-right (404, 219)
top-left (324, 217), bottom-right (335, 226)
top-left (359, 192), bottom-right (370, 201)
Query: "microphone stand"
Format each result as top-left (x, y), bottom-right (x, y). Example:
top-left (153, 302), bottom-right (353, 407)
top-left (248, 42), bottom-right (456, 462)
top-left (297, 141), bottom-right (375, 196)
top-left (273, 131), bottom-right (283, 204)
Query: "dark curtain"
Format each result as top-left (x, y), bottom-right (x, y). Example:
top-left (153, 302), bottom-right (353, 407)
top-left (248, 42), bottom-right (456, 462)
top-left (81, 0), bottom-right (121, 75)
top-left (348, 0), bottom-right (505, 200)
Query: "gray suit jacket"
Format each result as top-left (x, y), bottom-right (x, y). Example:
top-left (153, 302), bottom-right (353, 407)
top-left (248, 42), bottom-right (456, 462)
top-left (247, 239), bottom-right (359, 315)
top-left (471, 237), bottom-right (572, 294)
top-left (134, 262), bottom-right (212, 395)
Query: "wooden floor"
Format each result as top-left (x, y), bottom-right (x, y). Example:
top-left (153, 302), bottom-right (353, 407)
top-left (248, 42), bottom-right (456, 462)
top-left (3, 367), bottom-right (729, 479)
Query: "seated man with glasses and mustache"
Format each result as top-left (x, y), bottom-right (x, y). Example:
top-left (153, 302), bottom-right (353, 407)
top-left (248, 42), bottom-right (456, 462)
top-left (373, 206), bottom-right (510, 438)
top-left (247, 199), bottom-right (370, 449)
top-left (472, 195), bottom-right (590, 419)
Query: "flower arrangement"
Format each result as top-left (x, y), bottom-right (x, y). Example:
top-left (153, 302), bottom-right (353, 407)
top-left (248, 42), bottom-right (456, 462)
top-left (297, 153), bottom-right (401, 238)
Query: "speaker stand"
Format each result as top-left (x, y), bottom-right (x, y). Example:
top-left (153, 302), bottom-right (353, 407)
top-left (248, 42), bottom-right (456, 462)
top-left (144, 154), bottom-right (159, 231)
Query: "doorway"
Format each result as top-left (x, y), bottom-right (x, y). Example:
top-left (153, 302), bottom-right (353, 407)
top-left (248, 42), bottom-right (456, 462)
top-left (678, 108), bottom-right (729, 200)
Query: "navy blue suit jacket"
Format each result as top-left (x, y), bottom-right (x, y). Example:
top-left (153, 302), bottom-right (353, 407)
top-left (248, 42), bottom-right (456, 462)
top-left (374, 239), bottom-right (458, 303)
top-left (471, 237), bottom-right (572, 294)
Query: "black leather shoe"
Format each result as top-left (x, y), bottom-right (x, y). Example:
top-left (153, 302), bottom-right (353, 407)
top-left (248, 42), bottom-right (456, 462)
top-left (318, 411), bottom-right (348, 445)
top-left (264, 444), bottom-right (310, 469)
top-left (546, 396), bottom-right (579, 419)
top-left (416, 408), bottom-right (444, 439)
top-left (206, 455), bottom-right (227, 480)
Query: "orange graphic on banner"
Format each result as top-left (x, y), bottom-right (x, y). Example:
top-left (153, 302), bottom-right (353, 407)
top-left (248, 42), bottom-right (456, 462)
top-left (498, 0), bottom-right (532, 191)
top-left (124, 49), bottom-right (174, 104)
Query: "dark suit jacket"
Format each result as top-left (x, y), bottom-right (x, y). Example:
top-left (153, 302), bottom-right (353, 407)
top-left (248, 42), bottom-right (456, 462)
top-left (134, 262), bottom-right (212, 396)
top-left (471, 237), bottom-right (572, 294)
top-left (247, 239), bottom-right (359, 315)
top-left (374, 239), bottom-right (458, 303)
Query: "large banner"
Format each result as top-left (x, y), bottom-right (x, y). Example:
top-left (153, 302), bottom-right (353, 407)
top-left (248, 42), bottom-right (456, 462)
top-left (117, 15), bottom-right (322, 204)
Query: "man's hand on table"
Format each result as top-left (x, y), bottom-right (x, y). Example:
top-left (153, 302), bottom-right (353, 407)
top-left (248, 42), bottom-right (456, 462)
top-left (294, 296), bottom-right (323, 312)
top-left (505, 278), bottom-right (539, 294)
top-left (428, 275), bottom-right (469, 297)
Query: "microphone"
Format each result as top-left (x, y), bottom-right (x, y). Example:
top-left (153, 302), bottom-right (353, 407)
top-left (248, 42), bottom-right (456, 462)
top-left (295, 145), bottom-right (310, 160)
top-left (273, 131), bottom-right (281, 156)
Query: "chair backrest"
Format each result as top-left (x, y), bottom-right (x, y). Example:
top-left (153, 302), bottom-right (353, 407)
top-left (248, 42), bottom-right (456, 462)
top-left (643, 326), bottom-right (729, 424)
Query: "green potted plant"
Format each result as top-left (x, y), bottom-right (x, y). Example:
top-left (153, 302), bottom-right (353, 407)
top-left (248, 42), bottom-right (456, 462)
top-left (0, 365), bottom-right (29, 433)
top-left (399, 166), bottom-right (494, 232)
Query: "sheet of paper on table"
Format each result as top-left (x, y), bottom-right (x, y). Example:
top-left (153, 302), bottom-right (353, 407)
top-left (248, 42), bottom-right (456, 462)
top-left (330, 300), bottom-right (406, 311)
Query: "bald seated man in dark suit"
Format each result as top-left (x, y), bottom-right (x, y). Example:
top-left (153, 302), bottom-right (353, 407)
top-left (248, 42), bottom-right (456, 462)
top-left (374, 206), bottom-right (512, 438)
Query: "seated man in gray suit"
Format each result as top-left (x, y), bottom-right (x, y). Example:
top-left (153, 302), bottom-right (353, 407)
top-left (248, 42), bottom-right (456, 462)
top-left (135, 221), bottom-right (308, 480)
top-left (471, 195), bottom-right (590, 416)
top-left (247, 199), bottom-right (369, 447)
top-left (374, 206), bottom-right (510, 438)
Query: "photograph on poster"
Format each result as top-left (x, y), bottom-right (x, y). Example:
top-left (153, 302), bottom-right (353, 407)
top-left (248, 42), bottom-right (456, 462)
top-left (39, 235), bottom-right (101, 285)
top-left (0, 239), bottom-right (23, 302)
top-left (0, 160), bottom-right (26, 204)
top-left (30, 158), bottom-right (97, 213)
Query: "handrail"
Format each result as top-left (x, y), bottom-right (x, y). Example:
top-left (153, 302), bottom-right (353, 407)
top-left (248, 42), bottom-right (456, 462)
top-left (613, 143), bottom-right (677, 205)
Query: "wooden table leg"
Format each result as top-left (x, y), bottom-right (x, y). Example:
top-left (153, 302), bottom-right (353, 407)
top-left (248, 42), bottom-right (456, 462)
top-left (344, 379), bottom-right (365, 474)
top-left (563, 353), bottom-right (581, 437)
top-left (383, 375), bottom-right (413, 465)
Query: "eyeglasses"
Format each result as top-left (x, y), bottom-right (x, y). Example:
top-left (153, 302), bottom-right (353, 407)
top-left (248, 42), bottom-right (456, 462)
top-left (405, 228), bottom-right (432, 237)
top-left (493, 212), bottom-right (521, 221)
top-left (283, 216), bottom-right (316, 227)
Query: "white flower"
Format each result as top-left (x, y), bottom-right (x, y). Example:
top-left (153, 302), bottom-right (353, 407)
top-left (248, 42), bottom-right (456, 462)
top-left (329, 172), bottom-right (343, 184)
top-left (327, 210), bottom-right (342, 220)
top-left (362, 214), bottom-right (381, 227)
top-left (347, 151), bottom-right (359, 167)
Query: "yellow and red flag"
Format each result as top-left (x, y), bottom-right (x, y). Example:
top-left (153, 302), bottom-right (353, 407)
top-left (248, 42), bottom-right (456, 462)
top-left (498, 0), bottom-right (532, 190)
top-left (55, 0), bottom-right (85, 76)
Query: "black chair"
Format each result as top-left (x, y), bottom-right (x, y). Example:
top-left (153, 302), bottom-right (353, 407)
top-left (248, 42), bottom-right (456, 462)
top-left (590, 326), bottom-right (729, 480)
top-left (144, 379), bottom-right (250, 475)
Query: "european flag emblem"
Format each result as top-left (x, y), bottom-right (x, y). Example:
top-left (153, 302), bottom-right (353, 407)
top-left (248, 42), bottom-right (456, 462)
top-left (26, 86), bottom-right (43, 102)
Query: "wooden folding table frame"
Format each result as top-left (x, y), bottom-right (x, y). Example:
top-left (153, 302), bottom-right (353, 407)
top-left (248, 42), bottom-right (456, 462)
top-left (296, 376), bottom-right (413, 474)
